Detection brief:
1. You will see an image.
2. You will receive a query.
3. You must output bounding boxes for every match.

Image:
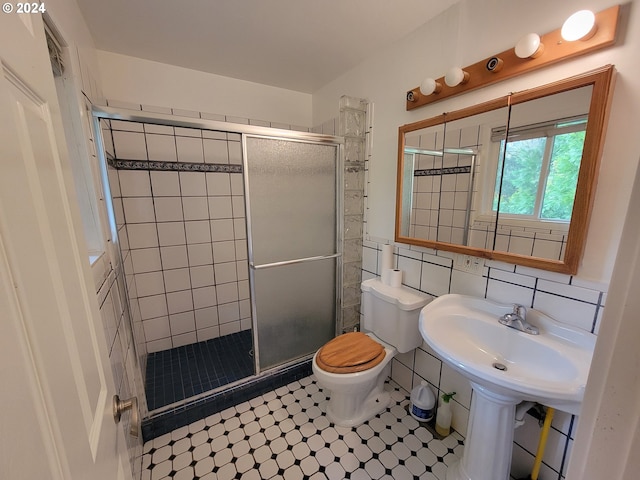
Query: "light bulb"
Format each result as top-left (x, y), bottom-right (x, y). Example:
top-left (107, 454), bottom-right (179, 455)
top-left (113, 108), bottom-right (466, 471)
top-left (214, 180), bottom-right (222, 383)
top-left (420, 78), bottom-right (442, 95)
top-left (515, 33), bottom-right (545, 59)
top-left (444, 67), bottom-right (469, 87)
top-left (562, 10), bottom-right (597, 41)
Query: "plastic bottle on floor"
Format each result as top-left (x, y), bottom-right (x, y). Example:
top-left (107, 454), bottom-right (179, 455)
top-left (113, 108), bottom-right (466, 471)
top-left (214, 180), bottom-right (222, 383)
top-left (435, 391), bottom-right (456, 437)
top-left (410, 381), bottom-right (435, 422)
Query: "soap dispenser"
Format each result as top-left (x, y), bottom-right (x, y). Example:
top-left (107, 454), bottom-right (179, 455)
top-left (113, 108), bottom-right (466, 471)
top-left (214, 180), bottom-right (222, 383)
top-left (435, 391), bottom-right (456, 437)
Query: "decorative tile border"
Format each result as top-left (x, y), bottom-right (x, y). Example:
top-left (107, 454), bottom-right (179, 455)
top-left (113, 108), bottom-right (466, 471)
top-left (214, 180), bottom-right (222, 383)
top-left (414, 165), bottom-right (471, 176)
top-left (107, 157), bottom-right (243, 174)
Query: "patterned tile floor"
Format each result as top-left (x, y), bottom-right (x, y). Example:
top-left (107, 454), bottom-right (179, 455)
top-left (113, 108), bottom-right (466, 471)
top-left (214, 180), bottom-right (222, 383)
top-left (142, 375), bottom-right (464, 480)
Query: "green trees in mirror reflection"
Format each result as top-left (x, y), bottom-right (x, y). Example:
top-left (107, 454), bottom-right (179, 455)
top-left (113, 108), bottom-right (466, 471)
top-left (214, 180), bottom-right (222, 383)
top-left (493, 120), bottom-right (586, 221)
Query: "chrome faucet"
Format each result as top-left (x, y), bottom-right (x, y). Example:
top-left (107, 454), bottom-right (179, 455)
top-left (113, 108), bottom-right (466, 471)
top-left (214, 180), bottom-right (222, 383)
top-left (499, 304), bottom-right (539, 335)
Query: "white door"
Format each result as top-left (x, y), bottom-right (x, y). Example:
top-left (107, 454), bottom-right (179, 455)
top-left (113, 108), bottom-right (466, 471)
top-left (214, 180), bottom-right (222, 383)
top-left (0, 11), bottom-right (128, 480)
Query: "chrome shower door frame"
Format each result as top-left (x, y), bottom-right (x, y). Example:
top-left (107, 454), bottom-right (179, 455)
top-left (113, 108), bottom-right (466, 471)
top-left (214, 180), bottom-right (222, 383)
top-left (242, 133), bottom-right (344, 374)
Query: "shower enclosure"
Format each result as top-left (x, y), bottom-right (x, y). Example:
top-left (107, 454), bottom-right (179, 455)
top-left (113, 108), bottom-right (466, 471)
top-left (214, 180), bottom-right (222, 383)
top-left (92, 107), bottom-right (342, 418)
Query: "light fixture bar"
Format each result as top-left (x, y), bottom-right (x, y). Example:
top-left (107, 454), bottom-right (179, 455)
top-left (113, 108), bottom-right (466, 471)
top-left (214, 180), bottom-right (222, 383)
top-left (406, 4), bottom-right (619, 111)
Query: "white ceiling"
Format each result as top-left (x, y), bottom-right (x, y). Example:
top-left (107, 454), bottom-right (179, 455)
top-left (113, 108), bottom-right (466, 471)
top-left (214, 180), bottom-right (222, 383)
top-left (75, 0), bottom-right (459, 93)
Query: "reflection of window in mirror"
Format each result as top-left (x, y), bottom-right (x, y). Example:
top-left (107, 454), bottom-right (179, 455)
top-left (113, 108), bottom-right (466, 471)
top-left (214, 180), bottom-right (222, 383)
top-left (396, 66), bottom-right (615, 274)
top-left (488, 85), bottom-right (593, 260)
top-left (492, 115), bottom-right (587, 221)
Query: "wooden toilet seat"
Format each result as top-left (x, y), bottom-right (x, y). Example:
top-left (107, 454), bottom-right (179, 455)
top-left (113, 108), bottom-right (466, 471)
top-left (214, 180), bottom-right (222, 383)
top-left (316, 332), bottom-right (386, 374)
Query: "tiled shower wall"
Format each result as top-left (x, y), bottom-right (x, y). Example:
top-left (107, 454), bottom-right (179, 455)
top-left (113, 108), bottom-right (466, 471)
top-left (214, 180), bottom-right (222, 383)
top-left (101, 119), bottom-right (251, 354)
top-left (361, 240), bottom-right (604, 479)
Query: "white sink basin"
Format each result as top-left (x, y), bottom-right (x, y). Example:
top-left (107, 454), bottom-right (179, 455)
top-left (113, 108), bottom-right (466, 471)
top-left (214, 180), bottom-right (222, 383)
top-left (419, 294), bottom-right (597, 480)
top-left (419, 294), bottom-right (595, 414)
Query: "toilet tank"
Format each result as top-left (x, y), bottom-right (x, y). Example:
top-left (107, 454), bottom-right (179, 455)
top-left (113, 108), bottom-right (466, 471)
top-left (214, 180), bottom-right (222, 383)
top-left (361, 278), bottom-right (431, 353)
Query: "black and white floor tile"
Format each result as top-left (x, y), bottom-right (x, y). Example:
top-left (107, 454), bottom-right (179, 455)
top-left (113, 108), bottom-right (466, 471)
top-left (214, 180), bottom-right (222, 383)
top-left (142, 375), bottom-right (464, 480)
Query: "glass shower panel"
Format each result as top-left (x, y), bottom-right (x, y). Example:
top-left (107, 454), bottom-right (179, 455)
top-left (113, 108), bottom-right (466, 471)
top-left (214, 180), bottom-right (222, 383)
top-left (246, 137), bottom-right (337, 264)
top-left (253, 259), bottom-right (336, 369)
top-left (244, 136), bottom-right (340, 370)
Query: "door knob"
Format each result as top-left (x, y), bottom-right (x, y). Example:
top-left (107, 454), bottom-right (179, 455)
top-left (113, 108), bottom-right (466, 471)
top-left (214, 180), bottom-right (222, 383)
top-left (113, 395), bottom-right (139, 437)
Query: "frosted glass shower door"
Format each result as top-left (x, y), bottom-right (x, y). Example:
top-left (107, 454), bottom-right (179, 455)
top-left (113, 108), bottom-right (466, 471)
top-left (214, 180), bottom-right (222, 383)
top-left (244, 136), bottom-right (340, 370)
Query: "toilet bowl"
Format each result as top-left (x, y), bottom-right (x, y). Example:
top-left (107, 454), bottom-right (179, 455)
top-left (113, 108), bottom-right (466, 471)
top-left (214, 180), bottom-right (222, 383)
top-left (312, 332), bottom-right (395, 426)
top-left (313, 278), bottom-right (430, 427)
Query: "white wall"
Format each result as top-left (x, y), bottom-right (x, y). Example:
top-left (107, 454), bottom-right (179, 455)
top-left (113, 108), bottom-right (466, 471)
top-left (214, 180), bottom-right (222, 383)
top-left (97, 51), bottom-right (313, 127)
top-left (312, 0), bottom-right (640, 285)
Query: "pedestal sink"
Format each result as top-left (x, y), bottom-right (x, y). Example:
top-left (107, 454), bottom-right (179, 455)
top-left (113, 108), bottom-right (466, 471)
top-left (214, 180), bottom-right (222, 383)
top-left (419, 294), bottom-right (596, 480)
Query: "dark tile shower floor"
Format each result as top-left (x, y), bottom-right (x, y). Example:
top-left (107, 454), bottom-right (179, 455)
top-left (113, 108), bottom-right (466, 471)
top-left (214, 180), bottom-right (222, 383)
top-left (145, 330), bottom-right (255, 411)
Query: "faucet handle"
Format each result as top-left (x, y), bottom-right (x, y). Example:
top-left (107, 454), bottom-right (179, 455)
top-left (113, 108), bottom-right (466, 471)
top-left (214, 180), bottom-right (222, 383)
top-left (513, 304), bottom-right (526, 318)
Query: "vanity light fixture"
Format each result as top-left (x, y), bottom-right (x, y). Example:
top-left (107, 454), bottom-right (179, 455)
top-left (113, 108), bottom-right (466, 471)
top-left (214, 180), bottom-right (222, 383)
top-left (562, 10), bottom-right (597, 41)
top-left (405, 4), bottom-right (619, 110)
top-left (515, 33), bottom-right (545, 59)
top-left (444, 67), bottom-right (470, 87)
top-left (419, 78), bottom-right (442, 96)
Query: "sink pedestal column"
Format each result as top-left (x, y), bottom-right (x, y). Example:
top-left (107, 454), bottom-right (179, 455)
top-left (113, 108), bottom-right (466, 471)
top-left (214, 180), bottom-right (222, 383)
top-left (447, 382), bottom-right (519, 480)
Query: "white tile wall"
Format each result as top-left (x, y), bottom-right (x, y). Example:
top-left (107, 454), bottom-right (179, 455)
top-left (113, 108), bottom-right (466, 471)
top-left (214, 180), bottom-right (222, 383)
top-left (211, 219), bottom-right (235, 241)
top-left (134, 271), bottom-right (165, 297)
top-left (119, 170), bottom-right (152, 197)
top-left (122, 197), bottom-right (155, 223)
top-left (143, 316), bottom-right (171, 341)
top-left (160, 245), bottom-right (189, 270)
top-left (176, 136), bottom-right (204, 163)
top-left (187, 243), bottom-right (213, 266)
top-left (127, 223), bottom-right (159, 249)
top-left (189, 265), bottom-right (214, 288)
top-left (184, 220), bottom-right (211, 244)
top-left (146, 133), bottom-right (177, 162)
top-left (208, 197), bottom-right (233, 218)
top-left (206, 172), bottom-right (232, 195)
top-left (193, 286), bottom-right (217, 309)
top-left (143, 123), bottom-right (173, 135)
top-left (151, 171), bottom-right (181, 196)
top-left (227, 143), bottom-right (242, 165)
top-left (112, 130), bottom-right (147, 160)
top-left (163, 268), bottom-right (191, 292)
top-left (131, 248), bottom-right (162, 273)
top-left (107, 120), bottom-right (253, 354)
top-left (180, 172), bottom-right (207, 196)
top-left (154, 197), bottom-right (183, 222)
top-left (204, 139), bottom-right (229, 164)
top-left (157, 222), bottom-right (186, 246)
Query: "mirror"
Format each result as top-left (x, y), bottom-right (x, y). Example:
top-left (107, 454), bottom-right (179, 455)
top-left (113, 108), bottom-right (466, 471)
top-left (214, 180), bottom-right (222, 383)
top-left (396, 66), bottom-right (615, 274)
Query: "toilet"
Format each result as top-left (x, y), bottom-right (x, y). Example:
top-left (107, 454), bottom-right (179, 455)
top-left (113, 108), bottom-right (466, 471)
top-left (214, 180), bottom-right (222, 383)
top-left (312, 278), bottom-right (430, 427)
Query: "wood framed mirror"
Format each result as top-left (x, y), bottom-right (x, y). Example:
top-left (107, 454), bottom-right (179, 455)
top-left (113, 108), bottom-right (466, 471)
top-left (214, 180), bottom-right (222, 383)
top-left (395, 65), bottom-right (615, 274)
